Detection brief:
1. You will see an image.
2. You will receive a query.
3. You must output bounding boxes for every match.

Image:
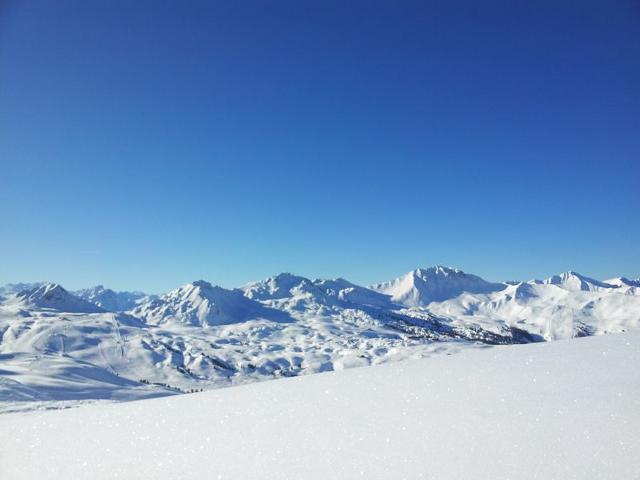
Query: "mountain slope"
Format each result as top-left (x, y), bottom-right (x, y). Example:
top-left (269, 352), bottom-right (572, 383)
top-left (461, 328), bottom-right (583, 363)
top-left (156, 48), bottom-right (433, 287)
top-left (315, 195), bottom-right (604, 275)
top-left (0, 282), bottom-right (45, 302)
top-left (423, 279), bottom-right (640, 340)
top-left (605, 277), bottom-right (640, 289)
top-left (6, 283), bottom-right (103, 313)
top-left (2, 332), bottom-right (638, 480)
top-left (542, 271), bottom-right (617, 291)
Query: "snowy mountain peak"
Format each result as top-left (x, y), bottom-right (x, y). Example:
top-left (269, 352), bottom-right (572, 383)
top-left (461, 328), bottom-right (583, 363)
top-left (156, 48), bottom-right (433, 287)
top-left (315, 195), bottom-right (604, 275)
top-left (312, 278), bottom-right (393, 307)
top-left (312, 277), bottom-right (358, 293)
top-left (242, 273), bottom-right (393, 308)
top-left (242, 273), bottom-right (313, 300)
top-left (543, 271), bottom-right (617, 292)
top-left (179, 281), bottom-right (242, 303)
top-left (132, 280), bottom-right (282, 327)
top-left (12, 283), bottom-right (104, 313)
top-left (415, 265), bottom-right (461, 277)
top-left (371, 266), bottom-right (505, 307)
top-left (74, 285), bottom-right (149, 312)
top-left (22, 282), bottom-right (66, 299)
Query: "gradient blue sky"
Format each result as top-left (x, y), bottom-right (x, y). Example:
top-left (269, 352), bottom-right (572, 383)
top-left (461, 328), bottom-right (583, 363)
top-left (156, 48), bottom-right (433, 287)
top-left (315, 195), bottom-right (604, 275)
top-left (1, 0), bottom-right (639, 292)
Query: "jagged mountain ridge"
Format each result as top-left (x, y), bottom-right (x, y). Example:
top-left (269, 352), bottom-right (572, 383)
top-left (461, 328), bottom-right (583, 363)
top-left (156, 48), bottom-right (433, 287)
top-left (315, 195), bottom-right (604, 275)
top-left (74, 285), bottom-right (151, 312)
top-left (242, 273), bottom-right (393, 309)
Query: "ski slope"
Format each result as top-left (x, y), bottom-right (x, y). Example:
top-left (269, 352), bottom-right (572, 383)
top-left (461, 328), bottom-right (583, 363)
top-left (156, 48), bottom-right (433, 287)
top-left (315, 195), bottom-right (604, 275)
top-left (1, 332), bottom-right (638, 480)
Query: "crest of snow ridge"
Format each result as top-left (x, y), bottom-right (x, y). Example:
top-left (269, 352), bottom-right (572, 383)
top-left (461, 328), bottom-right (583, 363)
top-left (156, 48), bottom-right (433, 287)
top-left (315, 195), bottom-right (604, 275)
top-left (541, 271), bottom-right (618, 292)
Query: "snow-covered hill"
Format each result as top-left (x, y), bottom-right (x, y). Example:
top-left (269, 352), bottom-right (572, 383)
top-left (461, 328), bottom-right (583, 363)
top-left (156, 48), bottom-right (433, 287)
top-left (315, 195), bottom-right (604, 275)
top-left (1, 266), bottom-right (639, 411)
top-left (2, 332), bottom-right (638, 479)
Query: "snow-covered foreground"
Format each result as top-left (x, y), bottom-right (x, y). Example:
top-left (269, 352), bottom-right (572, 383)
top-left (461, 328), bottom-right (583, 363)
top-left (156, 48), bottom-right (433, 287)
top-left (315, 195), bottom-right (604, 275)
top-left (2, 332), bottom-right (638, 480)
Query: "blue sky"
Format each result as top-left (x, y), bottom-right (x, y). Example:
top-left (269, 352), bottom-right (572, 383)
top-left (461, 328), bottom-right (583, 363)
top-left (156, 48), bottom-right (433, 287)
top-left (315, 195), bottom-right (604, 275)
top-left (1, 0), bottom-right (639, 292)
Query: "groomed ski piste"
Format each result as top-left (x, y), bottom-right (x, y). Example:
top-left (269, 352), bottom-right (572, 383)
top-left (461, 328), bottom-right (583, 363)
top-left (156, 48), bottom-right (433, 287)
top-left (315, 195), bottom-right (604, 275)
top-left (1, 332), bottom-right (638, 479)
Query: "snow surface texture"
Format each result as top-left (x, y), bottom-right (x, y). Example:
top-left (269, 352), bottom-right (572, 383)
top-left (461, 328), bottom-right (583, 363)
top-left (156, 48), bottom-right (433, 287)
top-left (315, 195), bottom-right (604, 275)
top-left (1, 266), bottom-right (639, 412)
top-left (1, 332), bottom-right (638, 479)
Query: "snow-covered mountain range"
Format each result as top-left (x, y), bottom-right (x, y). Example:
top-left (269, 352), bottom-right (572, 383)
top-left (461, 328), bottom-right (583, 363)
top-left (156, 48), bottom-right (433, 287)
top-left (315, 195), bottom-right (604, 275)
top-left (1, 266), bottom-right (638, 412)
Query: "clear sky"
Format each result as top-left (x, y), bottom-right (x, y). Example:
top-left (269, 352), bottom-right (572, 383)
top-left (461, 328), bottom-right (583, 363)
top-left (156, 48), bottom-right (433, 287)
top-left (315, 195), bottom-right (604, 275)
top-left (1, 0), bottom-right (639, 293)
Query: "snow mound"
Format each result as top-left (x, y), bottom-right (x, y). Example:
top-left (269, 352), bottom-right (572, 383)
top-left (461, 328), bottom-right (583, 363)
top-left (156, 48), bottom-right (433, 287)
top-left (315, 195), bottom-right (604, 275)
top-left (9, 283), bottom-right (104, 313)
top-left (371, 266), bottom-right (505, 306)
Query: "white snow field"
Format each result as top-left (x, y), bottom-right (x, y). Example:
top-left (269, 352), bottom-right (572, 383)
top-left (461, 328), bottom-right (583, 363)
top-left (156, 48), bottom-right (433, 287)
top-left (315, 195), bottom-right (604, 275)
top-left (1, 332), bottom-right (638, 480)
top-left (1, 266), bottom-right (639, 413)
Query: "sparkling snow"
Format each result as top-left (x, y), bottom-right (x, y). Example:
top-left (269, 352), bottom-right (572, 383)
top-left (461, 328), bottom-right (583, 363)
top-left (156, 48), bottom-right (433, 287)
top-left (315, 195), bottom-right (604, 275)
top-left (1, 332), bottom-right (638, 479)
